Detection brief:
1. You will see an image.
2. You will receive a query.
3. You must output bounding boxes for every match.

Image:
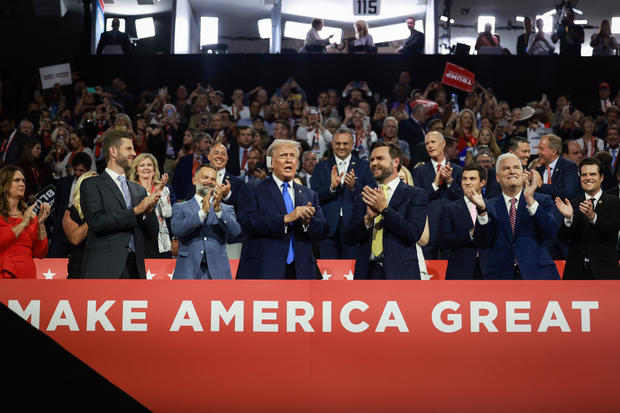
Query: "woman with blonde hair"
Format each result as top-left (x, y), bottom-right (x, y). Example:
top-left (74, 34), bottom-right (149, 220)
top-left (452, 108), bottom-right (479, 153)
top-left (62, 171), bottom-right (97, 278)
top-left (398, 164), bottom-right (432, 280)
top-left (129, 153), bottom-right (172, 258)
top-left (354, 20), bottom-right (374, 47)
top-left (464, 127), bottom-right (501, 165)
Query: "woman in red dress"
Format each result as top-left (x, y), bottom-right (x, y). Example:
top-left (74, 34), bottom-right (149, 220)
top-left (0, 166), bottom-right (50, 279)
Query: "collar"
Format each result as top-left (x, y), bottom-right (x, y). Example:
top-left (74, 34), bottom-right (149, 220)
top-left (194, 193), bottom-right (204, 206)
top-left (334, 154), bottom-right (352, 165)
top-left (430, 157), bottom-right (447, 170)
top-left (502, 190), bottom-right (523, 206)
top-left (586, 189), bottom-right (603, 203)
top-left (379, 176), bottom-right (401, 193)
top-left (105, 167), bottom-right (124, 182)
top-left (272, 174), bottom-right (293, 190)
top-left (548, 156), bottom-right (560, 170)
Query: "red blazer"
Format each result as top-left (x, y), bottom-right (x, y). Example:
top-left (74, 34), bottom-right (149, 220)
top-left (0, 215), bottom-right (48, 278)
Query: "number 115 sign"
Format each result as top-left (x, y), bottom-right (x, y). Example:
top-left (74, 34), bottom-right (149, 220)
top-left (353, 0), bottom-right (380, 16)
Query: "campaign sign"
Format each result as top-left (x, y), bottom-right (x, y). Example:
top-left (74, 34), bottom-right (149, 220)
top-left (39, 63), bottom-right (72, 90)
top-left (441, 62), bottom-right (475, 92)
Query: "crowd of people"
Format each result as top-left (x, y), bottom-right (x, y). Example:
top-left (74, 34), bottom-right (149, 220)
top-left (1, 68), bottom-right (619, 280)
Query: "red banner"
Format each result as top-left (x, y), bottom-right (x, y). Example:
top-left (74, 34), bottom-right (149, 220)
top-left (1, 280), bottom-right (618, 411)
top-left (33, 258), bottom-right (567, 281)
top-left (441, 62), bottom-right (475, 92)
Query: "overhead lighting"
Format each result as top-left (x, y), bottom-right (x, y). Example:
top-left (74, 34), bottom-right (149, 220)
top-left (440, 15), bottom-right (448, 22)
top-left (535, 15), bottom-right (553, 34)
top-left (135, 17), bottom-right (155, 39)
top-left (572, 8), bottom-right (583, 15)
top-left (515, 16), bottom-right (525, 23)
top-left (200, 17), bottom-right (219, 46)
top-left (450, 19), bottom-right (455, 24)
top-left (284, 21), bottom-right (342, 43)
top-left (574, 19), bottom-right (587, 25)
top-left (258, 18), bottom-right (271, 39)
top-left (542, 9), bottom-right (557, 17)
top-left (106, 18), bottom-right (126, 32)
top-left (477, 16), bottom-right (495, 33)
top-left (368, 22), bottom-right (410, 43)
top-left (612, 17), bottom-right (620, 34)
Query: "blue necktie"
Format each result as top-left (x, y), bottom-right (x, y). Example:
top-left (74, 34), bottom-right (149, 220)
top-left (282, 182), bottom-right (295, 264)
top-left (117, 175), bottom-right (135, 252)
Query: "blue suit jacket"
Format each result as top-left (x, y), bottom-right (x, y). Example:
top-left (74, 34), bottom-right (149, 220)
top-left (311, 156), bottom-right (375, 237)
top-left (236, 177), bottom-right (327, 279)
top-left (346, 181), bottom-right (429, 279)
top-left (412, 161), bottom-right (463, 254)
top-left (171, 154), bottom-right (200, 202)
top-left (439, 198), bottom-right (490, 279)
top-left (171, 197), bottom-right (241, 279)
top-left (535, 156), bottom-right (582, 202)
top-left (473, 192), bottom-right (560, 280)
top-left (398, 118), bottom-right (426, 149)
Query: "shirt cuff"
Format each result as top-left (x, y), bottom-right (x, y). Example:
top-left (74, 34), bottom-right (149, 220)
top-left (302, 223), bottom-right (310, 232)
top-left (432, 183), bottom-right (439, 191)
top-left (477, 213), bottom-right (489, 225)
top-left (590, 213), bottom-right (597, 224)
top-left (526, 201), bottom-right (539, 216)
top-left (564, 216), bottom-right (573, 227)
top-left (223, 191), bottom-right (232, 201)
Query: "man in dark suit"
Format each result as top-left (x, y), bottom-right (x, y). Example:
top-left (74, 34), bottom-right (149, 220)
top-left (535, 133), bottom-right (582, 258)
top-left (398, 103), bottom-right (427, 149)
top-left (397, 17), bottom-right (424, 55)
top-left (346, 141), bottom-right (428, 279)
top-left (80, 130), bottom-right (162, 278)
top-left (171, 133), bottom-right (211, 202)
top-left (311, 128), bottom-right (374, 259)
top-left (96, 17), bottom-right (131, 55)
top-left (468, 153), bottom-right (560, 280)
top-left (516, 17), bottom-right (534, 55)
top-left (604, 165), bottom-right (620, 197)
top-left (47, 152), bottom-right (92, 257)
top-left (237, 139), bottom-right (326, 279)
top-left (0, 120), bottom-right (33, 166)
top-left (412, 131), bottom-right (463, 259)
top-left (556, 157), bottom-right (620, 279)
top-left (439, 163), bottom-right (490, 279)
top-left (227, 125), bottom-right (253, 177)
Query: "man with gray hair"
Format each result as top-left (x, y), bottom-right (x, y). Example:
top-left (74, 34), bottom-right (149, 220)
top-left (381, 116), bottom-right (411, 158)
top-left (311, 127), bottom-right (375, 259)
top-left (237, 139), bottom-right (327, 279)
top-left (466, 152), bottom-right (560, 279)
top-left (398, 103), bottom-right (427, 148)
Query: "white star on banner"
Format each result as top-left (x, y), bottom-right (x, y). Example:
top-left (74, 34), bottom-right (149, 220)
top-left (42, 269), bottom-right (56, 280)
top-left (321, 270), bottom-right (332, 280)
top-left (145, 269), bottom-right (156, 280)
top-left (343, 270), bottom-right (354, 280)
top-left (167, 273), bottom-right (174, 280)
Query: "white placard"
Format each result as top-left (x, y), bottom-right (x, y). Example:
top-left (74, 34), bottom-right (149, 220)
top-left (353, 0), bottom-right (381, 16)
top-left (39, 63), bottom-right (72, 90)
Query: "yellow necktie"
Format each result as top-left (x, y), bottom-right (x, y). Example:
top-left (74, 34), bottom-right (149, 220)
top-left (371, 185), bottom-right (389, 257)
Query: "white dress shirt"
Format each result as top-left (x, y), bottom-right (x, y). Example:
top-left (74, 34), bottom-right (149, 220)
top-left (543, 156), bottom-right (559, 184)
top-left (564, 189), bottom-right (601, 227)
top-left (477, 190), bottom-right (539, 225)
top-left (194, 192), bottom-right (222, 221)
top-left (430, 158), bottom-right (452, 191)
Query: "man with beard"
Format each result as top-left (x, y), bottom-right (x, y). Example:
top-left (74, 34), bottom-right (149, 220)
top-left (171, 164), bottom-right (241, 279)
top-left (80, 130), bottom-right (164, 278)
top-left (346, 141), bottom-right (428, 279)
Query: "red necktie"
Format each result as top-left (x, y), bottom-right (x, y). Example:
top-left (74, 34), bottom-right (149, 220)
top-left (546, 165), bottom-right (552, 184)
top-left (241, 149), bottom-right (248, 170)
top-left (509, 198), bottom-right (517, 235)
top-left (437, 164), bottom-right (443, 185)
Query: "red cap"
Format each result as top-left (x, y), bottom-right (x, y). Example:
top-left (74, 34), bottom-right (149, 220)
top-left (599, 82), bottom-right (610, 90)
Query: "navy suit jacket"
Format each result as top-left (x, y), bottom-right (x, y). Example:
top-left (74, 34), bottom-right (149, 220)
top-left (412, 161), bottom-right (463, 253)
top-left (236, 177), bottom-right (327, 279)
top-left (311, 156), bottom-right (375, 237)
top-left (473, 192), bottom-right (560, 280)
top-left (399, 30), bottom-right (425, 55)
top-left (536, 156), bottom-right (582, 202)
top-left (346, 181), bottom-right (429, 279)
top-left (171, 153), bottom-right (202, 202)
top-left (398, 118), bottom-right (426, 149)
top-left (48, 175), bottom-right (74, 257)
top-left (484, 168), bottom-right (501, 199)
top-left (439, 198), bottom-right (490, 279)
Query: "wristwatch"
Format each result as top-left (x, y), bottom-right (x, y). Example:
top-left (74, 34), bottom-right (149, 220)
top-left (380, 207), bottom-right (390, 216)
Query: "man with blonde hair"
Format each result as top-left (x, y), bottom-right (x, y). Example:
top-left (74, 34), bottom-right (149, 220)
top-left (237, 139), bottom-right (327, 279)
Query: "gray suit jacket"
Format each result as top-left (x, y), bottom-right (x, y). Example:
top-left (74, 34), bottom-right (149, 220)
top-left (171, 196), bottom-right (241, 279)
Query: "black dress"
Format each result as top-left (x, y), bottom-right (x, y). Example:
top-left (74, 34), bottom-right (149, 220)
top-left (67, 206), bottom-right (87, 279)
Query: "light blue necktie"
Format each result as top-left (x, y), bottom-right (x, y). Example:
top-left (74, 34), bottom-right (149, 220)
top-left (117, 175), bottom-right (135, 252)
top-left (282, 182), bottom-right (295, 264)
